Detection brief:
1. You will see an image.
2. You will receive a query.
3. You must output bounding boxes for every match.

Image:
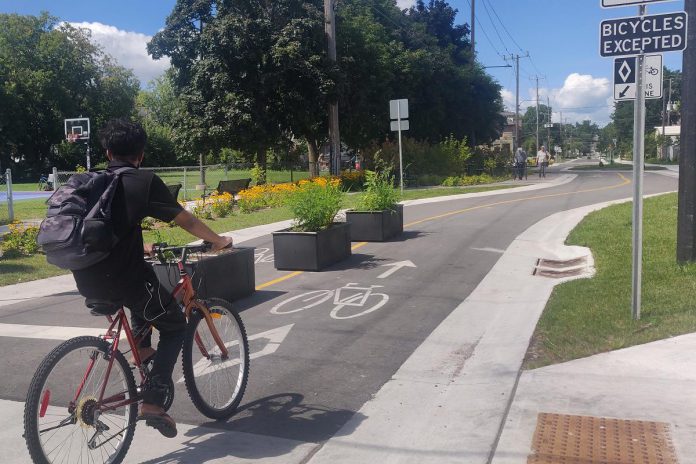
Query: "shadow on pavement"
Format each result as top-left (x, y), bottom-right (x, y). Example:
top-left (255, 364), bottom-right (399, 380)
top-left (388, 230), bottom-right (427, 242)
top-left (328, 253), bottom-right (388, 271)
top-left (139, 393), bottom-right (365, 463)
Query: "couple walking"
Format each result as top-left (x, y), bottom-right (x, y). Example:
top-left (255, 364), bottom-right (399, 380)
top-left (513, 146), bottom-right (550, 180)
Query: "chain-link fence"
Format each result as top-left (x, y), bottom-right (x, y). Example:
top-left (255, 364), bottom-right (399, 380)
top-left (0, 168), bottom-right (14, 225)
top-left (55, 163), bottom-right (310, 201)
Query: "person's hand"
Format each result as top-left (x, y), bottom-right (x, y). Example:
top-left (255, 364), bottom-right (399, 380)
top-left (143, 243), bottom-right (155, 257)
top-left (210, 236), bottom-right (234, 252)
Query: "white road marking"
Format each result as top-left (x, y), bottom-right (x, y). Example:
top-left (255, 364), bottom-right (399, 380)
top-left (471, 247), bottom-right (505, 254)
top-left (0, 323), bottom-right (106, 340)
top-left (377, 260), bottom-right (416, 279)
top-left (177, 323), bottom-right (294, 383)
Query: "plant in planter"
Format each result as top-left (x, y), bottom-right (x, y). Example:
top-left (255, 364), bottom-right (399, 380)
top-left (346, 164), bottom-right (403, 241)
top-left (272, 177), bottom-right (350, 271)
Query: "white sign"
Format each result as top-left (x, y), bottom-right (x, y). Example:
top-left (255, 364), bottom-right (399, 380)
top-left (390, 99), bottom-right (409, 120)
top-left (602, 0), bottom-right (677, 8)
top-left (377, 260), bottom-right (416, 279)
top-left (390, 120), bottom-right (410, 131)
top-left (613, 54), bottom-right (663, 101)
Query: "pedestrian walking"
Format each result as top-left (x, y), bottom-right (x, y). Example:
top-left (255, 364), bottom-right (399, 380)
top-left (536, 146), bottom-right (549, 178)
top-left (514, 147), bottom-right (527, 180)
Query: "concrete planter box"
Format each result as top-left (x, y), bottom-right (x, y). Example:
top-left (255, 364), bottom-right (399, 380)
top-left (345, 204), bottom-right (403, 242)
top-left (153, 247), bottom-right (255, 301)
top-left (272, 222), bottom-right (351, 271)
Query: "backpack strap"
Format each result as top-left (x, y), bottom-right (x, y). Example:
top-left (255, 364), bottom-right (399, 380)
top-left (85, 167), bottom-right (136, 219)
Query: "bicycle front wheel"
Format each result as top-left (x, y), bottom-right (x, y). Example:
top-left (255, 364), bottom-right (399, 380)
top-left (182, 298), bottom-right (249, 419)
top-left (24, 336), bottom-right (137, 464)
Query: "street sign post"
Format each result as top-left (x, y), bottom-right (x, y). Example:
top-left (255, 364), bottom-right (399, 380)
top-left (600, 2), bottom-right (688, 320)
top-left (602, 0), bottom-right (677, 8)
top-left (599, 11), bottom-right (687, 57)
top-left (613, 54), bottom-right (663, 101)
top-left (390, 99), bottom-right (409, 193)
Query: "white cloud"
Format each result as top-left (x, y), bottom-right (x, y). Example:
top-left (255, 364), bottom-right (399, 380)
top-left (67, 22), bottom-right (169, 86)
top-left (504, 73), bottom-right (613, 125)
top-left (397, 0), bottom-right (417, 9)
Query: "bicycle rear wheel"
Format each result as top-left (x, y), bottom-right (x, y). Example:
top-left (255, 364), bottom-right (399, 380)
top-left (182, 298), bottom-right (249, 419)
top-left (24, 336), bottom-right (137, 464)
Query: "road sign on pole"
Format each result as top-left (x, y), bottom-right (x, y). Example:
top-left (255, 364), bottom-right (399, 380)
top-left (599, 11), bottom-right (687, 57)
top-left (602, 0), bottom-right (678, 8)
top-left (390, 99), bottom-right (409, 193)
top-left (613, 54), bottom-right (663, 100)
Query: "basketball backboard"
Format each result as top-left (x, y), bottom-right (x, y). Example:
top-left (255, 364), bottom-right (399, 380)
top-left (64, 117), bottom-right (91, 142)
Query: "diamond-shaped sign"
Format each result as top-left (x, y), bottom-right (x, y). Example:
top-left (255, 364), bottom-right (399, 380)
top-left (618, 60), bottom-right (632, 83)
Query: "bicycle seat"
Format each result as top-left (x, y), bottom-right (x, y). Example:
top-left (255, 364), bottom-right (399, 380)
top-left (85, 298), bottom-right (121, 317)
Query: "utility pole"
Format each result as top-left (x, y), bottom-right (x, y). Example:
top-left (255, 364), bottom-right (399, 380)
top-left (470, 0), bottom-right (475, 56)
top-left (560, 112), bottom-right (564, 157)
top-left (661, 77), bottom-right (672, 160)
top-left (547, 95), bottom-right (551, 154)
top-left (505, 52), bottom-right (528, 151)
top-left (678, 0), bottom-right (696, 263)
top-left (325, 0), bottom-right (341, 176)
top-left (531, 76), bottom-right (544, 152)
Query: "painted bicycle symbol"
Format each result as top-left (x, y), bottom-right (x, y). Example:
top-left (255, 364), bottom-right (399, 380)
top-left (270, 283), bottom-right (390, 320)
top-left (254, 247), bottom-right (275, 263)
top-left (646, 66), bottom-right (659, 76)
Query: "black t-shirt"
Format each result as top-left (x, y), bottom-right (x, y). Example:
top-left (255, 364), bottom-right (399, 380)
top-left (73, 160), bottom-right (183, 302)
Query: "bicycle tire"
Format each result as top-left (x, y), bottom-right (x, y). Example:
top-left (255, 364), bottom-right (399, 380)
top-left (182, 298), bottom-right (249, 420)
top-left (24, 336), bottom-right (137, 464)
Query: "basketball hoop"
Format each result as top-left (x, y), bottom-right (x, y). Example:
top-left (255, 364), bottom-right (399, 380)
top-left (67, 133), bottom-right (79, 143)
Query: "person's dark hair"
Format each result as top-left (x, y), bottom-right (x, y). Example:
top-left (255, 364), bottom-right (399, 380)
top-left (98, 118), bottom-right (147, 162)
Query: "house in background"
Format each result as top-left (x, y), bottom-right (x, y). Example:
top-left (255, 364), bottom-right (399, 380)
top-left (654, 125), bottom-right (681, 161)
top-left (491, 111), bottom-right (518, 156)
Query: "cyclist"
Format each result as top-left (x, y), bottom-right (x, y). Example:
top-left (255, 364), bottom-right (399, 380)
top-left (71, 118), bottom-right (232, 438)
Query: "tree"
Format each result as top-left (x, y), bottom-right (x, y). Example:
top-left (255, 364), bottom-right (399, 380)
top-left (149, 0), bottom-right (334, 179)
top-left (0, 13), bottom-right (139, 175)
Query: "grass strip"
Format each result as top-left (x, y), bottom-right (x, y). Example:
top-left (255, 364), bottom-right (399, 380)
top-left (0, 182), bottom-right (516, 287)
top-left (525, 193), bottom-right (696, 369)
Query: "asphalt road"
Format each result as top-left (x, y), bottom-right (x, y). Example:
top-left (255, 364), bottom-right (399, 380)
top-left (0, 162), bottom-right (678, 452)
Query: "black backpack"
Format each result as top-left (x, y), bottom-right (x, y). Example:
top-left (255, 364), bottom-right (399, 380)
top-left (37, 167), bottom-right (132, 270)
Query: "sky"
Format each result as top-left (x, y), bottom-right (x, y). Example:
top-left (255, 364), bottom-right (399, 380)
top-left (0, 0), bottom-right (687, 126)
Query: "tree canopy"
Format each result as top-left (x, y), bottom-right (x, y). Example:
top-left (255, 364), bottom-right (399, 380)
top-left (0, 13), bottom-right (139, 175)
top-left (148, 0), bottom-right (505, 175)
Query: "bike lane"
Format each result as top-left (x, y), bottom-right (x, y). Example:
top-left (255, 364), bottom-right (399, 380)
top-left (0, 167), bottom-right (679, 462)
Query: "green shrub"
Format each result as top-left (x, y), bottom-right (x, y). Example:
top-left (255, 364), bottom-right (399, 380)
top-left (356, 163), bottom-right (400, 211)
top-left (1, 222), bottom-right (40, 258)
top-left (287, 178), bottom-right (344, 232)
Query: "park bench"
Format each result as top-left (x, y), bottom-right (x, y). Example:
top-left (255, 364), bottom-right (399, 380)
top-left (216, 178), bottom-right (252, 197)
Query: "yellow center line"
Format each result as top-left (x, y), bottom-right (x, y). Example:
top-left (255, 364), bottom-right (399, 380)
top-left (255, 173), bottom-right (631, 290)
top-left (254, 241), bottom-right (368, 290)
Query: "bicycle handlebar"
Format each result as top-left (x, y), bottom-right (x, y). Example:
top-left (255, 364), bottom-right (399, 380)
top-left (151, 242), bottom-right (212, 265)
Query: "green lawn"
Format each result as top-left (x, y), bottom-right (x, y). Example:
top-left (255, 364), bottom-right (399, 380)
top-left (525, 193), bottom-right (696, 369)
top-left (645, 158), bottom-right (679, 165)
top-left (1, 198), bottom-right (47, 225)
top-left (0, 181), bottom-right (517, 286)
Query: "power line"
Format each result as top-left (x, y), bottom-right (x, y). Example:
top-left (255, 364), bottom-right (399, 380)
top-left (465, 0), bottom-right (503, 58)
top-left (479, 0), bottom-right (511, 54)
top-left (483, 0), bottom-right (523, 52)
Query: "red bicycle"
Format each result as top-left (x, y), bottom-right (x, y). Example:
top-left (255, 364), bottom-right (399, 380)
top-left (23, 244), bottom-right (250, 464)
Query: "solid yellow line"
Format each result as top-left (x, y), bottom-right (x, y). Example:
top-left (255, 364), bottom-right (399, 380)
top-left (404, 173), bottom-right (631, 228)
top-left (255, 271), bottom-right (304, 290)
top-left (255, 173), bottom-right (631, 290)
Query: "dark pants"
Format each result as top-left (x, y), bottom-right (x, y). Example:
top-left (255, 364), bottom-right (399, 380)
top-left (126, 265), bottom-right (186, 407)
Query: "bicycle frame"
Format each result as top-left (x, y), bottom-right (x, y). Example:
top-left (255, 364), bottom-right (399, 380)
top-left (67, 249), bottom-right (230, 416)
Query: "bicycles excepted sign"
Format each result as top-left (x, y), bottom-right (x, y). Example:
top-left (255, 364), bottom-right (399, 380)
top-left (599, 12), bottom-right (687, 57)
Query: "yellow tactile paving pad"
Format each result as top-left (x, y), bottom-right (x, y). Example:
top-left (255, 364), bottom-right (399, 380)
top-left (528, 413), bottom-right (678, 464)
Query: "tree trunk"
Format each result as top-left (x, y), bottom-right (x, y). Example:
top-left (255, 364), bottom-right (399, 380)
top-left (307, 140), bottom-right (320, 178)
top-left (255, 147), bottom-right (267, 185)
